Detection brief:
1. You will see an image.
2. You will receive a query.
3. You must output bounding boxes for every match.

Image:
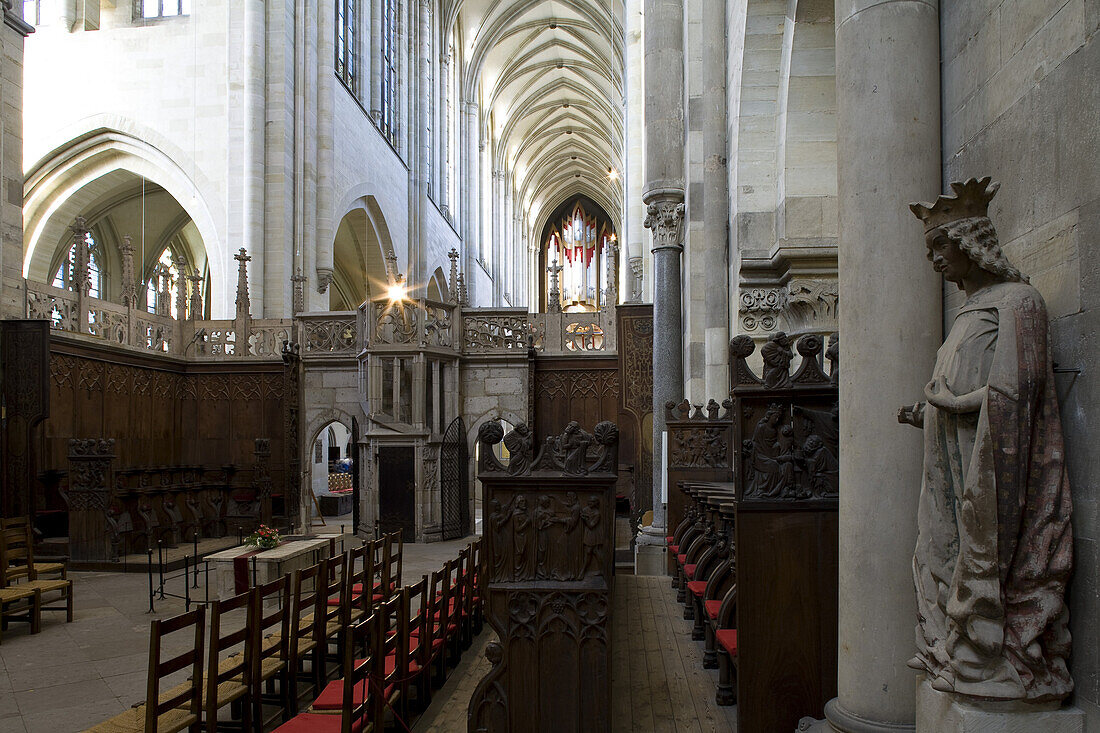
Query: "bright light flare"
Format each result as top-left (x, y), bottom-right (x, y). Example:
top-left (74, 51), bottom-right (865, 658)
top-left (387, 283), bottom-right (407, 302)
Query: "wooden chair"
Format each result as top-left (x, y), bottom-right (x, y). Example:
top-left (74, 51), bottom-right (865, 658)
top-left (274, 609), bottom-right (377, 733)
top-left (379, 533), bottom-right (402, 601)
top-left (453, 547), bottom-right (473, 652)
top-left (87, 607), bottom-right (206, 733)
top-left (286, 562), bottom-right (324, 714)
top-left (203, 588), bottom-right (254, 733)
top-left (0, 585), bottom-right (40, 644)
top-left (403, 576), bottom-right (432, 711)
top-left (0, 518), bottom-right (66, 581)
top-left (469, 538), bottom-right (485, 635)
top-left (426, 564), bottom-right (452, 685)
top-left (251, 576), bottom-right (292, 732)
top-left (368, 593), bottom-right (405, 729)
top-left (0, 523), bottom-right (72, 627)
top-left (318, 554), bottom-right (348, 678)
top-left (334, 545), bottom-right (370, 625)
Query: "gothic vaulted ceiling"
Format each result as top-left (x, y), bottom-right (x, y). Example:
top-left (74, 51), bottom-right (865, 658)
top-left (453, 0), bottom-right (624, 230)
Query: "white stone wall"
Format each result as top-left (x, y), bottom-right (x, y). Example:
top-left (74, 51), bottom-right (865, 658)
top-left (940, 1), bottom-right (1100, 725)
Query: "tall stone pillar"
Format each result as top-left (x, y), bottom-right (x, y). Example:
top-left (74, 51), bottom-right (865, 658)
top-left (635, 0), bottom-right (685, 575)
top-left (827, 0), bottom-right (941, 730)
top-left (463, 101), bottom-right (480, 273)
top-left (702, 0), bottom-right (729, 399)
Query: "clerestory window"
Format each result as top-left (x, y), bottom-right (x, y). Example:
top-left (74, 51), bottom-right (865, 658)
top-left (140, 0), bottom-right (190, 19)
top-left (379, 0), bottom-right (399, 146)
top-left (335, 0), bottom-right (358, 94)
top-left (22, 0), bottom-right (40, 25)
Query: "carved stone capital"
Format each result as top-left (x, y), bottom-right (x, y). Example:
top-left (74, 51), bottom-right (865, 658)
top-left (643, 199), bottom-right (686, 252)
top-left (316, 268), bottom-right (333, 294)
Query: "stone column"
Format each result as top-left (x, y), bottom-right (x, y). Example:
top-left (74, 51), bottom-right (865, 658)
top-left (463, 101), bottom-right (480, 276)
top-left (826, 1), bottom-right (941, 730)
top-left (702, 0), bottom-right (729, 399)
top-left (439, 52), bottom-right (451, 217)
top-left (315, 0), bottom-right (336, 304)
top-left (635, 0), bottom-right (686, 575)
top-left (369, 0), bottom-right (383, 119)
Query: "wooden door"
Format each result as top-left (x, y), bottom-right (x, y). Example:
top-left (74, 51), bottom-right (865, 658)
top-left (377, 446), bottom-right (415, 542)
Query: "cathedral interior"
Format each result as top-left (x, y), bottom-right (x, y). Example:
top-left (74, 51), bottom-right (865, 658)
top-left (0, 0), bottom-right (1096, 731)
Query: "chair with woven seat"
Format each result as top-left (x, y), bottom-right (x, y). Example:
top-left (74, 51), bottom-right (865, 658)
top-left (0, 523), bottom-right (72, 627)
top-left (0, 585), bottom-right (40, 644)
top-left (332, 545), bottom-right (370, 626)
top-left (379, 533), bottom-right (402, 602)
top-left (87, 607), bottom-right (206, 733)
top-left (251, 575), bottom-right (291, 732)
top-left (425, 564), bottom-right (452, 685)
top-left (203, 589), bottom-right (254, 733)
top-left (286, 561), bottom-right (324, 714)
top-left (318, 554), bottom-right (348, 679)
top-left (0, 518), bottom-right (66, 581)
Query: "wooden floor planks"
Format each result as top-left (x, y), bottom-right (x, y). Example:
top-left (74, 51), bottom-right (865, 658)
top-left (413, 575), bottom-right (738, 732)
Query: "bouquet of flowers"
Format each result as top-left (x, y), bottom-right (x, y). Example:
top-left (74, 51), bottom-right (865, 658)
top-left (245, 524), bottom-right (281, 550)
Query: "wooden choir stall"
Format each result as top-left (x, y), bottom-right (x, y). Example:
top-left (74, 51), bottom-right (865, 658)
top-left (665, 331), bottom-right (839, 733)
top-left (468, 419), bottom-right (618, 733)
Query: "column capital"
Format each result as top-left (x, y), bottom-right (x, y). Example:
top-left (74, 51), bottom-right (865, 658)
top-left (643, 197), bottom-right (686, 253)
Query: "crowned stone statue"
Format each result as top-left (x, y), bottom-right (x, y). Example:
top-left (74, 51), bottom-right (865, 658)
top-left (898, 178), bottom-right (1074, 703)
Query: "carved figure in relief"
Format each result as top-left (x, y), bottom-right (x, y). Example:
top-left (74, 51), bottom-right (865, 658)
top-left (760, 331), bottom-right (794, 388)
top-left (745, 404), bottom-right (784, 497)
top-left (556, 492), bottom-right (583, 580)
top-left (533, 496), bottom-right (555, 579)
top-left (503, 424), bottom-right (534, 475)
top-left (511, 495), bottom-right (533, 578)
top-left (488, 498), bottom-right (512, 579)
top-left (802, 435), bottom-right (837, 498)
top-left (899, 178), bottom-right (1073, 702)
top-left (581, 496), bottom-right (603, 577)
top-left (556, 421), bottom-right (593, 475)
top-left (773, 425), bottom-right (801, 498)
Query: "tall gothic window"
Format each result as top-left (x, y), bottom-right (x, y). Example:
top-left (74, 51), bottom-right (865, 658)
top-left (52, 232), bottom-right (103, 299)
top-left (379, 0), bottom-right (399, 145)
top-left (335, 0), bottom-right (358, 93)
top-left (541, 199), bottom-right (616, 313)
top-left (424, 8), bottom-right (433, 197)
top-left (145, 249), bottom-right (183, 318)
top-left (141, 0), bottom-right (190, 18)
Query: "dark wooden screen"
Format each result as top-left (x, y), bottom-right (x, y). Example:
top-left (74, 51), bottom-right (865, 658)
top-left (440, 416), bottom-right (469, 540)
top-left (616, 305), bottom-right (652, 515)
top-left (377, 445), bottom-right (415, 542)
top-left (1, 321), bottom-right (50, 518)
top-left (530, 357), bottom-right (619, 446)
top-left (351, 416), bottom-right (360, 533)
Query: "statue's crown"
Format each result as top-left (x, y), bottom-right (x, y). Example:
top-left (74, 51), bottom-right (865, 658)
top-left (909, 177), bottom-right (999, 232)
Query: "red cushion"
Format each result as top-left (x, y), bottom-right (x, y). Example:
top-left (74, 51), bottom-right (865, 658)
top-left (665, 536), bottom-right (675, 544)
top-left (687, 580), bottom-right (706, 598)
top-left (312, 661), bottom-right (396, 711)
top-left (684, 564), bottom-right (697, 580)
top-left (704, 600), bottom-right (721, 620)
top-left (716, 628), bottom-right (738, 657)
top-left (676, 553), bottom-right (687, 564)
top-left (670, 544), bottom-right (680, 554)
top-left (275, 712), bottom-right (365, 733)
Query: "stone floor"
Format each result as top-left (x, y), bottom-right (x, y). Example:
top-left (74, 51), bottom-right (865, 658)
top-left (0, 531), bottom-right (479, 733)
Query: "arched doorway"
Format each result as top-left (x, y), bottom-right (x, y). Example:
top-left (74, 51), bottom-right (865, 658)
top-left (440, 417), bottom-right (470, 540)
top-left (310, 419), bottom-right (356, 522)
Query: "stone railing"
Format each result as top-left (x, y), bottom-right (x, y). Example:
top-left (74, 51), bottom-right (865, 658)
top-left (460, 308), bottom-right (531, 352)
top-left (26, 280), bottom-right (293, 360)
top-left (364, 298), bottom-right (457, 351)
top-left (297, 311), bottom-right (359, 357)
top-left (461, 308), bottom-right (617, 356)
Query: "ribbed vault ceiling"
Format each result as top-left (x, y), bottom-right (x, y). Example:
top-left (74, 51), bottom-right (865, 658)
top-left (455, 0), bottom-right (624, 233)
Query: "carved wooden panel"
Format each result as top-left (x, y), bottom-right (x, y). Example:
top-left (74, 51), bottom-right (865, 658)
top-left (41, 340), bottom-right (294, 556)
top-left (1, 321), bottom-right (50, 517)
top-left (616, 304), bottom-right (652, 515)
top-left (470, 422), bottom-right (617, 733)
top-left (531, 358), bottom-right (619, 447)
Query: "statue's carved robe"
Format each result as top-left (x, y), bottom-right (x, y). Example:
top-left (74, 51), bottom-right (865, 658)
top-left (913, 281), bottom-right (1073, 701)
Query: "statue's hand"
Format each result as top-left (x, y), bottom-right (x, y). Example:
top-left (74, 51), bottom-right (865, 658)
top-left (897, 401), bottom-right (925, 428)
top-left (924, 376), bottom-right (959, 412)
